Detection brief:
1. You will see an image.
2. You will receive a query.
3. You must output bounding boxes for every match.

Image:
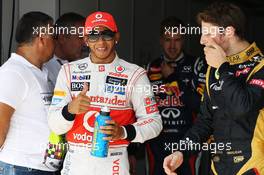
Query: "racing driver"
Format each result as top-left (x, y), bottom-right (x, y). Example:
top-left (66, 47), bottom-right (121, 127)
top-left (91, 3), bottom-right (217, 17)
top-left (163, 2), bottom-right (264, 175)
top-left (147, 16), bottom-right (206, 175)
top-left (48, 11), bottom-right (162, 175)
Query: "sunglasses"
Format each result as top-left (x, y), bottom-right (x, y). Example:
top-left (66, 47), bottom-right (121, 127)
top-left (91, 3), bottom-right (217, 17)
top-left (87, 30), bottom-right (115, 42)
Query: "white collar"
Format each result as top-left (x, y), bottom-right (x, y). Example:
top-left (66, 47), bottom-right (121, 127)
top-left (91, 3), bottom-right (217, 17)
top-left (11, 53), bottom-right (48, 74)
top-left (87, 53), bottom-right (120, 72)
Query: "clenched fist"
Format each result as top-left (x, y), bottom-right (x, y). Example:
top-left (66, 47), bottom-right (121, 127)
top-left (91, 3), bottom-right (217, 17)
top-left (203, 37), bottom-right (227, 68)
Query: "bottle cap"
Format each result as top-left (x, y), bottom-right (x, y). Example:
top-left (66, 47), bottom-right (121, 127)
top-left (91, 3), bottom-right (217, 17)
top-left (101, 106), bottom-right (110, 113)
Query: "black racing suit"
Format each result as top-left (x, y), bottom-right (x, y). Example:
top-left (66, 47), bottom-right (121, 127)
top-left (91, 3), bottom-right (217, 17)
top-left (147, 53), bottom-right (207, 175)
top-left (183, 42), bottom-right (264, 175)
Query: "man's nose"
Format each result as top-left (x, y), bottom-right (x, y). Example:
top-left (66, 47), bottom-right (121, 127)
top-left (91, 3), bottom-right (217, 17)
top-left (200, 35), bottom-right (207, 45)
top-left (170, 40), bottom-right (177, 48)
top-left (96, 36), bottom-right (106, 44)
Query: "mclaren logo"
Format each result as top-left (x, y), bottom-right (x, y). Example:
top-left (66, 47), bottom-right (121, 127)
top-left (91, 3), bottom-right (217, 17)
top-left (162, 108), bottom-right (180, 119)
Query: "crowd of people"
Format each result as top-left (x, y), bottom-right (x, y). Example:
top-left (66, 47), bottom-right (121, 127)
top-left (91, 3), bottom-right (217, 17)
top-left (0, 1), bottom-right (264, 175)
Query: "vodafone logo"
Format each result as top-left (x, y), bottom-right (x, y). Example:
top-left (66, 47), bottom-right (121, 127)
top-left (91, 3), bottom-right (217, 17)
top-left (83, 111), bottom-right (99, 132)
top-left (112, 159), bottom-right (120, 175)
top-left (115, 65), bottom-right (125, 73)
top-left (95, 13), bottom-right (103, 19)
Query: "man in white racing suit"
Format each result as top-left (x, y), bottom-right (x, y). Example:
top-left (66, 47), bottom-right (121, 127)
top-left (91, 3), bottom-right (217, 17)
top-left (48, 11), bottom-right (162, 175)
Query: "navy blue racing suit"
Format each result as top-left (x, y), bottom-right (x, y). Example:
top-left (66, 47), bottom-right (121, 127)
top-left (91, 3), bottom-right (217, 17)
top-left (147, 54), bottom-right (207, 175)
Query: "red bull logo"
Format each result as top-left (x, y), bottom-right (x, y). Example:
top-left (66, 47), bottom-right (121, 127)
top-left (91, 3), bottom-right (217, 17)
top-left (164, 81), bottom-right (181, 96)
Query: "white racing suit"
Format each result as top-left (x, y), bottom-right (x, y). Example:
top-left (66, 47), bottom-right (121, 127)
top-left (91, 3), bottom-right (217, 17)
top-left (48, 55), bottom-right (162, 175)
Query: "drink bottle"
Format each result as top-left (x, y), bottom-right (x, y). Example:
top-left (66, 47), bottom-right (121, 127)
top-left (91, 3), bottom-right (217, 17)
top-left (91, 106), bottom-right (111, 157)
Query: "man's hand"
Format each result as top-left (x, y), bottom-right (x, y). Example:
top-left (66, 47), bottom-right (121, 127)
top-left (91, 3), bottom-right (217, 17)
top-left (161, 61), bottom-right (175, 78)
top-left (100, 120), bottom-right (125, 141)
top-left (68, 83), bottom-right (90, 114)
top-left (203, 37), bottom-right (227, 68)
top-left (0, 103), bottom-right (14, 148)
top-left (163, 151), bottom-right (183, 175)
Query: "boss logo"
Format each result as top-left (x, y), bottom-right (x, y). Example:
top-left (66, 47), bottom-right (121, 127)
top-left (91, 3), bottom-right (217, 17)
top-left (71, 82), bottom-right (90, 91)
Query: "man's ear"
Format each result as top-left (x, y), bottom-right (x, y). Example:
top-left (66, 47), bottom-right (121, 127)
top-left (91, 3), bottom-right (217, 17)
top-left (36, 35), bottom-right (45, 48)
top-left (225, 26), bottom-right (235, 38)
top-left (114, 32), bottom-right (120, 43)
top-left (83, 35), bottom-right (89, 47)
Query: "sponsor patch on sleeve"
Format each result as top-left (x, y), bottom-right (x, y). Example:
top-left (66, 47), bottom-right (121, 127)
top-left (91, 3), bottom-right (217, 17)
top-left (144, 96), bottom-right (156, 106)
top-left (136, 118), bottom-right (154, 126)
top-left (53, 90), bottom-right (66, 97)
top-left (51, 97), bottom-right (63, 105)
top-left (145, 104), bottom-right (158, 114)
top-left (249, 79), bottom-right (264, 89)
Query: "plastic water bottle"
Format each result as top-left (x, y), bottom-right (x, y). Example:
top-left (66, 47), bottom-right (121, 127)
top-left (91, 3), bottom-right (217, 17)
top-left (91, 106), bottom-right (111, 158)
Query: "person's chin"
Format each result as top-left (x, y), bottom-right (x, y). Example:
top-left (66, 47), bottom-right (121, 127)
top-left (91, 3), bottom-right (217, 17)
top-left (168, 55), bottom-right (178, 59)
top-left (95, 53), bottom-right (109, 60)
top-left (95, 51), bottom-right (110, 58)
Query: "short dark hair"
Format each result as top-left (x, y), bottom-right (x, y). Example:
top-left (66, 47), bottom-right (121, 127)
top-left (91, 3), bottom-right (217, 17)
top-left (15, 11), bottom-right (53, 44)
top-left (197, 2), bottom-right (246, 39)
top-left (55, 12), bottom-right (85, 35)
top-left (160, 16), bottom-right (185, 36)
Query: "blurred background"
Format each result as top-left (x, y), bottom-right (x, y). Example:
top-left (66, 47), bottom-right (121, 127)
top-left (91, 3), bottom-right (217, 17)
top-left (1, 0), bottom-right (264, 67)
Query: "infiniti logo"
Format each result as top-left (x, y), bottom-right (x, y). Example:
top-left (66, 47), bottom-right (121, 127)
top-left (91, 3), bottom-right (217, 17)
top-left (162, 108), bottom-right (180, 119)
